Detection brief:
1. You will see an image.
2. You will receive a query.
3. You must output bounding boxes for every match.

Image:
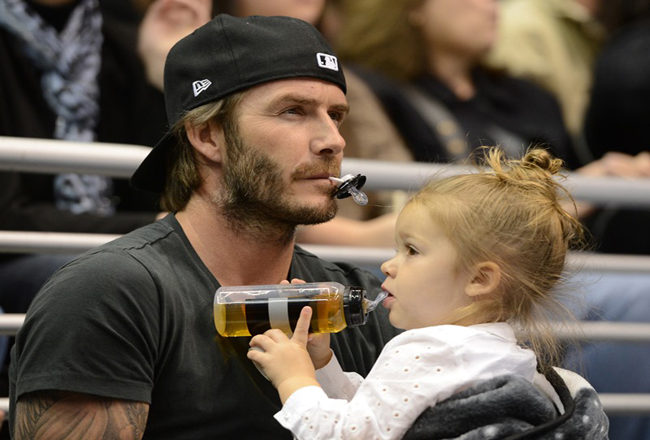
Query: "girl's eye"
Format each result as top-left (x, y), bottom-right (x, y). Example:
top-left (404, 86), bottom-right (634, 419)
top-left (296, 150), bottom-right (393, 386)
top-left (406, 245), bottom-right (418, 256)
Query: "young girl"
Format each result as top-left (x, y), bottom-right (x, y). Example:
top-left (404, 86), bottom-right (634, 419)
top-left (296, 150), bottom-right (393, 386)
top-left (247, 147), bottom-right (588, 439)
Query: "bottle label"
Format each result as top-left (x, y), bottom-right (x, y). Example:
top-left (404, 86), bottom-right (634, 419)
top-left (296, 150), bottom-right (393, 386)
top-left (268, 298), bottom-right (292, 334)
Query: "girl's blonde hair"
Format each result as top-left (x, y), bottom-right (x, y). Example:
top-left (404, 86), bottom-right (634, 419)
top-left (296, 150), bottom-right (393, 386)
top-left (410, 147), bottom-right (585, 368)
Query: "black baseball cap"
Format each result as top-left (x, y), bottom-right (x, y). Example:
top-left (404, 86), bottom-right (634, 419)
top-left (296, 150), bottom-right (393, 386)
top-left (131, 14), bottom-right (347, 193)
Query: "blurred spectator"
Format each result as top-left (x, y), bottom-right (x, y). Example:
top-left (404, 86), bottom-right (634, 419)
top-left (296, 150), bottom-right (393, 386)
top-left (584, 1), bottom-right (650, 161)
top-left (579, 0), bottom-right (650, 256)
top-left (335, 0), bottom-right (580, 170)
top-left (0, 0), bottom-right (166, 312)
top-left (486, 0), bottom-right (604, 146)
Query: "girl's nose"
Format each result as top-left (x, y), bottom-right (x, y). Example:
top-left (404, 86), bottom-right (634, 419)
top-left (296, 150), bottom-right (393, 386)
top-left (380, 258), bottom-right (395, 277)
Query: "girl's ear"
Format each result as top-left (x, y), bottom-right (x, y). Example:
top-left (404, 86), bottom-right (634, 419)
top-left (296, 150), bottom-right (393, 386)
top-left (465, 262), bottom-right (501, 298)
top-left (185, 119), bottom-right (225, 164)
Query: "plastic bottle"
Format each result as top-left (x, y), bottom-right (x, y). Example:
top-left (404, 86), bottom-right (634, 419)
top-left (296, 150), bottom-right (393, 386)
top-left (214, 282), bottom-right (386, 337)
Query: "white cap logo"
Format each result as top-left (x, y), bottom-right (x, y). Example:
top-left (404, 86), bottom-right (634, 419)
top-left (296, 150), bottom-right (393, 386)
top-left (316, 53), bottom-right (339, 71)
top-left (192, 79), bottom-right (212, 97)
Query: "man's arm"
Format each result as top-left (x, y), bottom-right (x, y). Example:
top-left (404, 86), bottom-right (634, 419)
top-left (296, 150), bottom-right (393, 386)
top-left (14, 391), bottom-right (149, 440)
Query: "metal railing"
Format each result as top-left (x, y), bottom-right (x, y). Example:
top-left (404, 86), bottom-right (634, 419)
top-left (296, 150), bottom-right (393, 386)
top-left (2, 231), bottom-right (650, 273)
top-left (2, 136), bottom-right (650, 207)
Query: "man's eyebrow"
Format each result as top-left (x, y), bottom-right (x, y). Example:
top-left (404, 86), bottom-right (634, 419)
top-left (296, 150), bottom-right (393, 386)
top-left (272, 94), bottom-right (349, 114)
top-left (331, 103), bottom-right (350, 115)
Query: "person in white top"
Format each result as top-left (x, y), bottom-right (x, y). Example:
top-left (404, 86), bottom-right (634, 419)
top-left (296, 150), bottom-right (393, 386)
top-left (247, 146), bottom-right (587, 440)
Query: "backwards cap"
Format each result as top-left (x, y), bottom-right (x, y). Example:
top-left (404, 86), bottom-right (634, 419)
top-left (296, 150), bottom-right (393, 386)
top-left (131, 14), bottom-right (346, 193)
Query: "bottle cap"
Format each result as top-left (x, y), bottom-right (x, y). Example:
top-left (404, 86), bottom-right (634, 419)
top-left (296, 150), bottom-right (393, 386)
top-left (343, 286), bottom-right (367, 327)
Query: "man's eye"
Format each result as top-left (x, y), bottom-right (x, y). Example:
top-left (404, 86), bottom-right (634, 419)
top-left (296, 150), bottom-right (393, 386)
top-left (329, 111), bottom-right (344, 122)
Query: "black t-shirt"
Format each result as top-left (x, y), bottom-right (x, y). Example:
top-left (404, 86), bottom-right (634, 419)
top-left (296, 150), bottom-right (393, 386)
top-left (10, 214), bottom-right (398, 439)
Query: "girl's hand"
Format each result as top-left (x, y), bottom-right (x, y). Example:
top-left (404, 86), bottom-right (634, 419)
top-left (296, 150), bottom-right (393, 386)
top-left (248, 306), bottom-right (321, 403)
top-left (277, 278), bottom-right (333, 369)
top-left (278, 278), bottom-right (333, 368)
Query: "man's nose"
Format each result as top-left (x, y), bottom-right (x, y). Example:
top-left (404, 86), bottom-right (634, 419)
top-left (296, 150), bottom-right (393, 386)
top-left (310, 116), bottom-right (346, 156)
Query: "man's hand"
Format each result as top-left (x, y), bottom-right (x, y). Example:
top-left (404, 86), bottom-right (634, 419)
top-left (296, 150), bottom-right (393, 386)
top-left (248, 306), bottom-right (321, 404)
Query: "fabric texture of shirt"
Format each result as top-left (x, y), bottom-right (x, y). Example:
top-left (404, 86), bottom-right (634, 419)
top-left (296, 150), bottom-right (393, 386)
top-left (276, 323), bottom-right (545, 440)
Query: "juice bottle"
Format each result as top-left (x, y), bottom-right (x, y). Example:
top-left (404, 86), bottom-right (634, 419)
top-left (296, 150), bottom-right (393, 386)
top-left (214, 282), bottom-right (384, 337)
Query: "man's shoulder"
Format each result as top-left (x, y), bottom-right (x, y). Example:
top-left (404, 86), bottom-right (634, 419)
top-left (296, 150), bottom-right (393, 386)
top-left (51, 220), bottom-right (181, 281)
top-left (91, 218), bottom-right (178, 255)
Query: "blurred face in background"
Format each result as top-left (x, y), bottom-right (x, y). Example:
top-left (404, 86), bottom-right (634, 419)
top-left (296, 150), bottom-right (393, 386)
top-left (235, 0), bottom-right (326, 25)
top-left (414, 0), bottom-right (498, 60)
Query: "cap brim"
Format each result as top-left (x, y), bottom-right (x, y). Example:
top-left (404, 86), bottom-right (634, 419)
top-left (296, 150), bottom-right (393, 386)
top-left (130, 131), bottom-right (174, 193)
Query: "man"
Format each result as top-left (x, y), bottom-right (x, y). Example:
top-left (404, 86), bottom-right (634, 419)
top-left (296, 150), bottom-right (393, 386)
top-left (9, 14), bottom-right (396, 439)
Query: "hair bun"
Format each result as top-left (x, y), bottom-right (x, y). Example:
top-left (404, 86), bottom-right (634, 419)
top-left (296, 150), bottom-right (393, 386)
top-left (521, 148), bottom-right (564, 176)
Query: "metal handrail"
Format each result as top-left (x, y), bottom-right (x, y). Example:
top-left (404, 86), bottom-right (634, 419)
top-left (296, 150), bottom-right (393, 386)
top-left (2, 231), bottom-right (650, 274)
top-left (1, 314), bottom-right (649, 341)
top-left (0, 395), bottom-right (648, 417)
top-left (2, 136), bottom-right (650, 207)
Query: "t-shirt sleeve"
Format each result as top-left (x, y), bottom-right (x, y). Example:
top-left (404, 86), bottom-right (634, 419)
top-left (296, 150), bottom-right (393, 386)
top-left (11, 249), bottom-right (161, 403)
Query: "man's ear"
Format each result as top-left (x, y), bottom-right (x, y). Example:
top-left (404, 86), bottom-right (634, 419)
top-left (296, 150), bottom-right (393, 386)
top-left (465, 262), bottom-right (501, 298)
top-left (185, 119), bottom-right (225, 164)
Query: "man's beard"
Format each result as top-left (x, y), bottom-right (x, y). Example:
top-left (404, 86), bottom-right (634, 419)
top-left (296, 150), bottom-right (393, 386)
top-left (216, 127), bottom-right (339, 242)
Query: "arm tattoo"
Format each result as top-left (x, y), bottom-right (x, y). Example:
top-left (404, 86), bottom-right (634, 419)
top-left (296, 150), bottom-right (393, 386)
top-left (14, 390), bottom-right (149, 440)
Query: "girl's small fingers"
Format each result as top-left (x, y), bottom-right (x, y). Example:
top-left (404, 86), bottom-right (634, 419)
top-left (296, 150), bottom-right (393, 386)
top-left (249, 334), bottom-right (265, 349)
top-left (264, 329), bottom-right (289, 342)
top-left (292, 306), bottom-right (313, 346)
top-left (246, 346), bottom-right (262, 361)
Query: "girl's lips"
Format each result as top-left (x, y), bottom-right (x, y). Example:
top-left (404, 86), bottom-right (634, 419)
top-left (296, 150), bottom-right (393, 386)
top-left (381, 291), bottom-right (395, 309)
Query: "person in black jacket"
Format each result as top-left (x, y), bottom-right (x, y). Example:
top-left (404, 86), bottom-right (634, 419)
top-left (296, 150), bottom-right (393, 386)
top-left (0, 0), bottom-right (168, 315)
top-left (582, 0), bottom-right (650, 256)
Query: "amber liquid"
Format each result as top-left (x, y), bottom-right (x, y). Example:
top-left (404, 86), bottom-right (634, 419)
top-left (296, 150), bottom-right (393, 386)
top-left (214, 294), bottom-right (346, 337)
